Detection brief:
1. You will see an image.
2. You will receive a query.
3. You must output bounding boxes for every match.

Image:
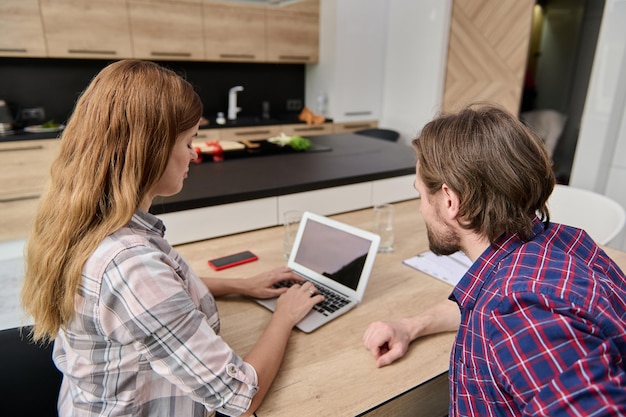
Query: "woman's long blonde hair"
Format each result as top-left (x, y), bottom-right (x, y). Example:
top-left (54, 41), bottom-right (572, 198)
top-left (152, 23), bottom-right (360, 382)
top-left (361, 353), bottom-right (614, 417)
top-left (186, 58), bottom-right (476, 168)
top-left (22, 60), bottom-right (203, 342)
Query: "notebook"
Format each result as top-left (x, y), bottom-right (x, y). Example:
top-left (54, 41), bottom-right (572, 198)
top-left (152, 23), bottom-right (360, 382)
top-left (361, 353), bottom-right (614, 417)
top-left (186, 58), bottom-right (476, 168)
top-left (254, 211), bottom-right (380, 332)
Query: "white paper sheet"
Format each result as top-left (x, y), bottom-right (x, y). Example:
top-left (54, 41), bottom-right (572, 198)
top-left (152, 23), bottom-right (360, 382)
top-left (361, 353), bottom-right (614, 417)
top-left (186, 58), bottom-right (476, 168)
top-left (403, 250), bottom-right (472, 286)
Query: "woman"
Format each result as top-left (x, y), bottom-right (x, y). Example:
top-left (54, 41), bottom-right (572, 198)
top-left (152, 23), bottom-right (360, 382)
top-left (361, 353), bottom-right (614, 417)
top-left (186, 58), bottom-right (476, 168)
top-left (21, 60), bottom-right (323, 417)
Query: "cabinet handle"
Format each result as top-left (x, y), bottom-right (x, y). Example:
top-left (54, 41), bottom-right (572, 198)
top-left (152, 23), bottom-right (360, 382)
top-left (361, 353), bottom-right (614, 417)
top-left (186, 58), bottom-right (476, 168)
top-left (0, 145), bottom-right (44, 153)
top-left (69, 49), bottom-right (117, 55)
top-left (0, 195), bottom-right (40, 203)
top-left (220, 54), bottom-right (256, 59)
top-left (342, 123), bottom-right (373, 130)
top-left (344, 111), bottom-right (373, 116)
top-left (278, 55), bottom-right (310, 61)
top-left (0, 48), bottom-right (28, 53)
top-left (235, 130), bottom-right (272, 136)
top-left (151, 52), bottom-right (192, 58)
top-left (292, 126), bottom-right (326, 132)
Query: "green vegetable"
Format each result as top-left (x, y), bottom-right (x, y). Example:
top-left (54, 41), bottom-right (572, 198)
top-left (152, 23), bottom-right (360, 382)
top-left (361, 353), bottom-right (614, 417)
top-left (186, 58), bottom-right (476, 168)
top-left (41, 120), bottom-right (60, 128)
top-left (268, 133), bottom-right (312, 151)
top-left (288, 135), bottom-right (311, 151)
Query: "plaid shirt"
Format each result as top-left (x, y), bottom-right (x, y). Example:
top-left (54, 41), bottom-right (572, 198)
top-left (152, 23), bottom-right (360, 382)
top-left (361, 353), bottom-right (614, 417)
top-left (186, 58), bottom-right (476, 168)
top-left (54, 210), bottom-right (258, 417)
top-left (449, 218), bottom-right (626, 416)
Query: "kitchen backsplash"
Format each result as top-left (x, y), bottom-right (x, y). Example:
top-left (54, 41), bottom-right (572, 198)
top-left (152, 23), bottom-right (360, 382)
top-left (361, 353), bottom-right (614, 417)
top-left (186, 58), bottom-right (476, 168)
top-left (0, 57), bottom-right (305, 127)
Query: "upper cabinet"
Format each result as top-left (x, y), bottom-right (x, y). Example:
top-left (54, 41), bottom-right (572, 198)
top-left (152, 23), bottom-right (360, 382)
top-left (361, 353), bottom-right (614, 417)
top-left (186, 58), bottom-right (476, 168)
top-left (0, 0), bottom-right (320, 64)
top-left (40, 0), bottom-right (133, 59)
top-left (266, 0), bottom-right (319, 63)
top-left (128, 0), bottom-right (204, 61)
top-left (0, 0), bottom-right (47, 57)
top-left (203, 1), bottom-right (267, 62)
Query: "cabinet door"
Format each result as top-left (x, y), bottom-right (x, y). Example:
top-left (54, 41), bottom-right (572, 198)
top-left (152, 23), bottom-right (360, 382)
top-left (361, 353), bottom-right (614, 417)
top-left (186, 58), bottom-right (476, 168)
top-left (129, 0), bottom-right (204, 61)
top-left (0, 0), bottom-right (47, 57)
top-left (266, 0), bottom-right (319, 63)
top-left (281, 123), bottom-right (333, 137)
top-left (219, 125), bottom-right (282, 142)
top-left (333, 120), bottom-right (378, 134)
top-left (306, 0), bottom-right (386, 122)
top-left (203, 1), bottom-right (266, 62)
top-left (333, 0), bottom-right (386, 122)
top-left (40, 0), bottom-right (133, 59)
top-left (0, 139), bottom-right (61, 202)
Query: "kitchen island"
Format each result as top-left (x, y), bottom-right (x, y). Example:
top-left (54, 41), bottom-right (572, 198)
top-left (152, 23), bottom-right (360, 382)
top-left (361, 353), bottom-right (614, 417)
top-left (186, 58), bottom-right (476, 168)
top-left (151, 132), bottom-right (417, 244)
top-left (0, 132), bottom-right (416, 244)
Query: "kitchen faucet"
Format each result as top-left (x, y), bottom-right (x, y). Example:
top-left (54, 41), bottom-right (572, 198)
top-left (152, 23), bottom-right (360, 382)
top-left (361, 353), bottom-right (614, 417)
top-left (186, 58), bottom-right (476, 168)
top-left (228, 86), bottom-right (244, 120)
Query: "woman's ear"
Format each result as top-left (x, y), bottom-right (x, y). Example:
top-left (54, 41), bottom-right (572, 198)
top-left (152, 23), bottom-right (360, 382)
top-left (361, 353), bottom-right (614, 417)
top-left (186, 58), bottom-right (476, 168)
top-left (440, 184), bottom-right (461, 220)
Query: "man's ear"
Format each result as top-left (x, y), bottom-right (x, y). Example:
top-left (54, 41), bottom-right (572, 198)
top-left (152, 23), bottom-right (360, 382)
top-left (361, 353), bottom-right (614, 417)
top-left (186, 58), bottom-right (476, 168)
top-left (440, 184), bottom-right (461, 220)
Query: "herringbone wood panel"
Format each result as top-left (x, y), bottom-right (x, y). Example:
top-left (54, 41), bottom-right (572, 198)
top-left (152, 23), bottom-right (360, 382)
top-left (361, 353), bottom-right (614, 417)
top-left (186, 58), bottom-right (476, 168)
top-left (442, 0), bottom-right (535, 115)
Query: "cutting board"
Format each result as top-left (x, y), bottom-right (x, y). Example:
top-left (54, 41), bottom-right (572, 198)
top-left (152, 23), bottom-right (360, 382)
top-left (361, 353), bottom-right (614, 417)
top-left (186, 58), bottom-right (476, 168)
top-left (192, 139), bottom-right (245, 154)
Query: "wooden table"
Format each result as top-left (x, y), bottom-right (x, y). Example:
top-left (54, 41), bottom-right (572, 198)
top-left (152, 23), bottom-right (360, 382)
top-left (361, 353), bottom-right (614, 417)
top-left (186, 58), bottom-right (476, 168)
top-left (175, 199), bottom-right (455, 416)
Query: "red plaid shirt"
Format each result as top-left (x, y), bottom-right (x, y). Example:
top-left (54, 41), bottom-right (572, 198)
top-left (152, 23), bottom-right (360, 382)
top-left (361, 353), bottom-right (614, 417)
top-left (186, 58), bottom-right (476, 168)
top-left (449, 218), bottom-right (626, 416)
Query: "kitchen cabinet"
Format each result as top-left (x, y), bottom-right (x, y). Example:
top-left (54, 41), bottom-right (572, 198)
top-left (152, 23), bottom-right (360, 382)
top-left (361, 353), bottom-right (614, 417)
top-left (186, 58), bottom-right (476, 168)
top-left (333, 120), bottom-right (378, 134)
top-left (0, 139), bottom-right (61, 241)
top-left (280, 122), bottom-right (333, 137)
top-left (305, 0), bottom-right (386, 122)
top-left (219, 125), bottom-right (283, 142)
top-left (266, 0), bottom-right (320, 63)
top-left (203, 1), bottom-right (267, 62)
top-left (128, 0), bottom-right (204, 61)
top-left (0, 0), bottom-right (47, 58)
top-left (40, 0), bottom-right (133, 59)
top-left (157, 197), bottom-right (278, 245)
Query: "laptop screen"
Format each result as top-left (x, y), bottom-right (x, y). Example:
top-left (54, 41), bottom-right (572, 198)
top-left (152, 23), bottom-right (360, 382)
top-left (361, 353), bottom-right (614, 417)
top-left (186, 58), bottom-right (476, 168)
top-left (293, 217), bottom-right (373, 291)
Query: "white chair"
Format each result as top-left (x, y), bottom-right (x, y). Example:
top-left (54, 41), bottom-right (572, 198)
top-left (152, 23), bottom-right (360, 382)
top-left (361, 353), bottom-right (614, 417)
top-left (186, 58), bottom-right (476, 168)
top-left (547, 184), bottom-right (626, 245)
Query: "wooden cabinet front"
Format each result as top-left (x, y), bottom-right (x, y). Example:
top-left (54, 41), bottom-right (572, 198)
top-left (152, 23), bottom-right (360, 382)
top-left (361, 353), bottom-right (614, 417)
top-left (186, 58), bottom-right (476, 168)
top-left (40, 0), bottom-right (133, 59)
top-left (0, 0), bottom-right (47, 58)
top-left (203, 1), bottom-right (267, 62)
top-left (266, 0), bottom-right (319, 63)
top-left (281, 123), bottom-right (333, 137)
top-left (129, 0), bottom-right (204, 61)
top-left (0, 139), bottom-right (61, 241)
top-left (333, 120), bottom-right (378, 134)
top-left (219, 125), bottom-right (283, 142)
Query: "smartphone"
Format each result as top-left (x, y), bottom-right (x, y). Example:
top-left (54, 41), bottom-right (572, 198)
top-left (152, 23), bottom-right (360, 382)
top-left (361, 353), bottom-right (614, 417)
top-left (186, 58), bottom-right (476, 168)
top-left (208, 250), bottom-right (258, 271)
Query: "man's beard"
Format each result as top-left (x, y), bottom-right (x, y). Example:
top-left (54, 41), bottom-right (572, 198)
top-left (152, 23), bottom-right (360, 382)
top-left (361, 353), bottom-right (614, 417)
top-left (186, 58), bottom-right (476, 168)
top-left (426, 223), bottom-right (461, 256)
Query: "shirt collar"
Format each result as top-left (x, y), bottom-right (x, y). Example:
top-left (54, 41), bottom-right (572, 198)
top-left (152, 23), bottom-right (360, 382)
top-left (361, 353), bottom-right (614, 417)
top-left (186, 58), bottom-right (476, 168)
top-left (450, 217), bottom-right (546, 310)
top-left (128, 209), bottom-right (166, 237)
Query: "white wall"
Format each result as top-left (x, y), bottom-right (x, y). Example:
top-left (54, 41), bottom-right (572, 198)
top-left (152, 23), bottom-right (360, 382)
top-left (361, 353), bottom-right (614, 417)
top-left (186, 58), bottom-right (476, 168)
top-left (571, 0), bottom-right (626, 249)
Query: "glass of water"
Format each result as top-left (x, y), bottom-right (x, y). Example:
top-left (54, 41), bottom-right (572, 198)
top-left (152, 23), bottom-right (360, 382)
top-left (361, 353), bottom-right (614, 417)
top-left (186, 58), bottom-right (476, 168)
top-left (283, 210), bottom-right (303, 260)
top-left (373, 203), bottom-right (394, 253)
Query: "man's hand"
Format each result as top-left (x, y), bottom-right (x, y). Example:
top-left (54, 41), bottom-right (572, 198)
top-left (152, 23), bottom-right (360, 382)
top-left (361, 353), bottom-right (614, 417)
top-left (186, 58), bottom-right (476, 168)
top-left (363, 320), bottom-right (412, 367)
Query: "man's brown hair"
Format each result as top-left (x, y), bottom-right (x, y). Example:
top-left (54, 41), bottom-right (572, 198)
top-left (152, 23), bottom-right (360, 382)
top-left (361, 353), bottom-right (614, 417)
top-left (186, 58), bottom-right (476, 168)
top-left (413, 103), bottom-right (555, 242)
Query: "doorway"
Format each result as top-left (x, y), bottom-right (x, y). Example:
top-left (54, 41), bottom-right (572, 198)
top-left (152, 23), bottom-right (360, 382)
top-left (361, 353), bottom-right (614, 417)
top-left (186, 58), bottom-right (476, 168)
top-left (521, 0), bottom-right (605, 184)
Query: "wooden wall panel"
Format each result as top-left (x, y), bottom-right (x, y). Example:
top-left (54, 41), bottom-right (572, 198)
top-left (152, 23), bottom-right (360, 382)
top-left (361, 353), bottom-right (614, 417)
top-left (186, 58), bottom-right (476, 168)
top-left (442, 0), bottom-right (535, 115)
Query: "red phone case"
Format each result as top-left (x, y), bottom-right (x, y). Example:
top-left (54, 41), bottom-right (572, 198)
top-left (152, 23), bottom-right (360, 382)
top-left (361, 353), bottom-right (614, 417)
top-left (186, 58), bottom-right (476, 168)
top-left (207, 251), bottom-right (258, 271)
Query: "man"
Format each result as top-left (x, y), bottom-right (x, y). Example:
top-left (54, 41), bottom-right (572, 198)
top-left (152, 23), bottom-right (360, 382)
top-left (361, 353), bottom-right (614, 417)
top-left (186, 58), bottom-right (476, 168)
top-left (363, 104), bottom-right (626, 415)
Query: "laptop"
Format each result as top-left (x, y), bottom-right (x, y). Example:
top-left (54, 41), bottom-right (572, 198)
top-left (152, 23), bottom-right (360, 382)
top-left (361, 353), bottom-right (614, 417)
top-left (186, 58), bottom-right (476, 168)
top-left (254, 211), bottom-right (380, 332)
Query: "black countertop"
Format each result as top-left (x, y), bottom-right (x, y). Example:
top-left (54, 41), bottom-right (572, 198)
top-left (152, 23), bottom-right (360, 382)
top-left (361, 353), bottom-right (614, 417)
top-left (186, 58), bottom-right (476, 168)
top-left (150, 133), bottom-right (416, 215)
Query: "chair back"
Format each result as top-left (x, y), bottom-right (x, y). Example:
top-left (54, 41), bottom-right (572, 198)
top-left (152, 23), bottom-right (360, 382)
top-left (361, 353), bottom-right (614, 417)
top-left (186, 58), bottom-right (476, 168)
top-left (354, 128), bottom-right (400, 142)
top-left (0, 326), bottom-right (62, 416)
top-left (547, 184), bottom-right (626, 245)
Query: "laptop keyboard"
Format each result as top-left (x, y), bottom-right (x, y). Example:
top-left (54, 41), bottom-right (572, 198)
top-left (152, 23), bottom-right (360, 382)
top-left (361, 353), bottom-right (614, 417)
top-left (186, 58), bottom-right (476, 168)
top-left (273, 280), bottom-right (350, 316)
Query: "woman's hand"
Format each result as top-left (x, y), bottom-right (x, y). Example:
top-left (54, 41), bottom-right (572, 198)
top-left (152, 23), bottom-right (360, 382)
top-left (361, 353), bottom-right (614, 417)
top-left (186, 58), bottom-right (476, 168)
top-left (241, 266), bottom-right (303, 299)
top-left (273, 281), bottom-right (325, 327)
